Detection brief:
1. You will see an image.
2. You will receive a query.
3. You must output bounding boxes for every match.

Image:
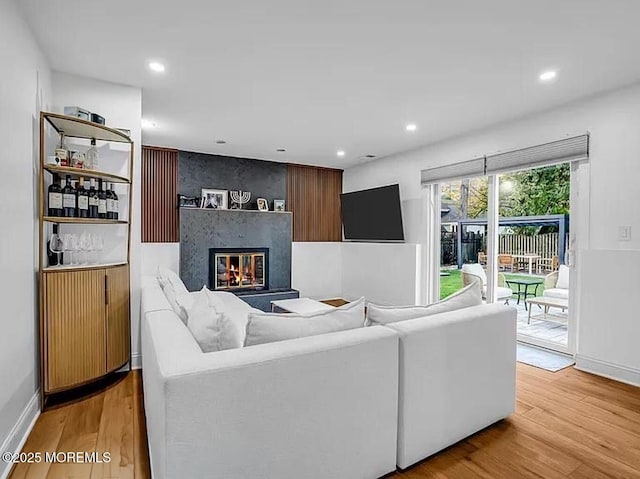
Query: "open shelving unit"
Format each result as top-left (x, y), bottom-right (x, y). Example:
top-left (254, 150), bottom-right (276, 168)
top-left (38, 111), bottom-right (134, 409)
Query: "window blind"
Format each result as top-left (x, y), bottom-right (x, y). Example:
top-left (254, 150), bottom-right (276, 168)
top-left (485, 134), bottom-right (589, 175)
top-left (420, 157), bottom-right (485, 185)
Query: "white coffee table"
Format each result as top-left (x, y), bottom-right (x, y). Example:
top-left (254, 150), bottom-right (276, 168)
top-left (525, 296), bottom-right (568, 324)
top-left (270, 297), bottom-right (335, 314)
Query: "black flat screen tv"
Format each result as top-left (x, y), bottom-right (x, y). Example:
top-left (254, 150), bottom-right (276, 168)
top-left (341, 184), bottom-right (404, 242)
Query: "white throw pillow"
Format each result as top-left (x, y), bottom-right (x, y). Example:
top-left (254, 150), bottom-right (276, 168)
top-left (205, 290), bottom-right (259, 349)
top-left (461, 263), bottom-right (487, 285)
top-left (367, 281), bottom-right (483, 326)
top-left (556, 264), bottom-right (570, 289)
top-left (186, 289), bottom-right (241, 352)
top-left (157, 266), bottom-right (190, 321)
top-left (244, 297), bottom-right (366, 347)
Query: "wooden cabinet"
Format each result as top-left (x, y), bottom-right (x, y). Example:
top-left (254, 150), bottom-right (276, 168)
top-left (43, 265), bottom-right (130, 393)
top-left (44, 269), bottom-right (107, 392)
top-left (106, 265), bottom-right (130, 371)
top-left (38, 112), bottom-right (133, 407)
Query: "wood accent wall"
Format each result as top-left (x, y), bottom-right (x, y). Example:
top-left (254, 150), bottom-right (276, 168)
top-left (141, 146), bottom-right (179, 242)
top-left (287, 165), bottom-right (343, 242)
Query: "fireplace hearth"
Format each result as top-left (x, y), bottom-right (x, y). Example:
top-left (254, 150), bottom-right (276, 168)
top-left (209, 248), bottom-right (269, 291)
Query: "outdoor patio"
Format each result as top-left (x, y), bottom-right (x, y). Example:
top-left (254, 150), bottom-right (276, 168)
top-left (440, 269), bottom-right (568, 346)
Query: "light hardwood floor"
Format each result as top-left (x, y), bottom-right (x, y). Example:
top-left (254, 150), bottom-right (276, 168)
top-left (8, 364), bottom-right (640, 479)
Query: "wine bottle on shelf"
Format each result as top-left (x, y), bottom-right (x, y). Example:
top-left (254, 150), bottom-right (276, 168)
top-left (55, 133), bottom-right (69, 166)
top-left (88, 178), bottom-right (99, 218)
top-left (47, 224), bottom-right (63, 267)
top-left (110, 183), bottom-right (119, 220)
top-left (86, 138), bottom-right (98, 170)
top-left (76, 177), bottom-right (89, 218)
top-left (62, 175), bottom-right (76, 217)
top-left (97, 179), bottom-right (107, 219)
top-left (106, 183), bottom-right (114, 219)
top-left (47, 174), bottom-right (62, 217)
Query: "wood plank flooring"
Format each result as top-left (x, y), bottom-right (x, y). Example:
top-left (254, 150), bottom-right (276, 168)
top-left (8, 364), bottom-right (640, 478)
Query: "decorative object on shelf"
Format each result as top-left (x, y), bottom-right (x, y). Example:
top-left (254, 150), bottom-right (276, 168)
top-left (47, 156), bottom-right (60, 165)
top-left (55, 133), bottom-right (69, 166)
top-left (274, 199), bottom-right (285, 212)
top-left (178, 195), bottom-right (200, 208)
top-left (201, 188), bottom-right (229, 209)
top-left (63, 106), bottom-right (91, 121)
top-left (90, 113), bottom-right (105, 125)
top-left (230, 190), bottom-right (251, 210)
top-left (257, 198), bottom-right (269, 211)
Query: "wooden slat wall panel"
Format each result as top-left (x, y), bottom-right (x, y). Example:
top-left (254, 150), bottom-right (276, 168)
top-left (141, 146), bottom-right (178, 242)
top-left (287, 165), bottom-right (343, 241)
top-left (106, 264), bottom-right (131, 372)
top-left (45, 269), bottom-right (106, 392)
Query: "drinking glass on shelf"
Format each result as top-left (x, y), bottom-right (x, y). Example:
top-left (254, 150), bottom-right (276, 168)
top-left (62, 233), bottom-right (75, 265)
top-left (49, 231), bottom-right (64, 266)
top-left (93, 234), bottom-right (104, 264)
top-left (79, 232), bottom-right (92, 265)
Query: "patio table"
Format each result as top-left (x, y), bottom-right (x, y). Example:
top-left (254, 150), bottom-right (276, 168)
top-left (505, 278), bottom-right (543, 311)
top-left (512, 254), bottom-right (541, 275)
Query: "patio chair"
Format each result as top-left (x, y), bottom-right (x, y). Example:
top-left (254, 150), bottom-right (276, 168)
top-left (537, 255), bottom-right (559, 273)
top-left (478, 252), bottom-right (487, 265)
top-left (497, 254), bottom-right (515, 272)
top-left (461, 263), bottom-right (512, 304)
top-left (542, 264), bottom-right (569, 301)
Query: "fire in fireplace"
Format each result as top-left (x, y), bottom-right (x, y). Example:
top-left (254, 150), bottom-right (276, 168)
top-left (209, 248), bottom-right (269, 291)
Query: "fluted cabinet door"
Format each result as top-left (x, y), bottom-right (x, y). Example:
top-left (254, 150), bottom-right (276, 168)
top-left (44, 269), bottom-right (106, 392)
top-left (106, 264), bottom-right (130, 372)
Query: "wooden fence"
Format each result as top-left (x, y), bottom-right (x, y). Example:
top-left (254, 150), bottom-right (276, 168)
top-left (498, 233), bottom-right (568, 258)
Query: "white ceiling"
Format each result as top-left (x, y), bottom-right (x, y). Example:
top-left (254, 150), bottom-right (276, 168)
top-left (20, 0), bottom-right (640, 168)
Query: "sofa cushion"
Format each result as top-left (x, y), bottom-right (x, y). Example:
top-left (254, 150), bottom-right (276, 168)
top-left (543, 288), bottom-right (569, 300)
top-left (206, 290), bottom-right (260, 348)
top-left (157, 266), bottom-right (190, 323)
top-left (244, 297), bottom-right (366, 346)
top-left (556, 264), bottom-right (570, 289)
top-left (186, 289), bottom-right (242, 352)
top-left (367, 281), bottom-right (483, 326)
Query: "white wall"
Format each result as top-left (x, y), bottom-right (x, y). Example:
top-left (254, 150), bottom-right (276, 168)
top-left (141, 243), bottom-right (180, 276)
top-left (0, 0), bottom-right (51, 471)
top-left (344, 82), bottom-right (640, 384)
top-left (51, 72), bottom-right (143, 367)
top-left (291, 242), bottom-right (424, 305)
top-left (291, 243), bottom-right (343, 299)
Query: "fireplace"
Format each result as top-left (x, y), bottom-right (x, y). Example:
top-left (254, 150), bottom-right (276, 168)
top-left (209, 248), bottom-right (269, 291)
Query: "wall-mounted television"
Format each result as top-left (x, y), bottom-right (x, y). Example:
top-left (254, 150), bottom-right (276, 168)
top-left (340, 184), bottom-right (405, 242)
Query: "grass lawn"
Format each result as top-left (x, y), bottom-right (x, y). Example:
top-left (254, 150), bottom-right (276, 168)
top-left (440, 269), bottom-right (547, 300)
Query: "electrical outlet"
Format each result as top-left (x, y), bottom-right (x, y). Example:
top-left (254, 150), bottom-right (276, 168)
top-left (618, 226), bottom-right (631, 241)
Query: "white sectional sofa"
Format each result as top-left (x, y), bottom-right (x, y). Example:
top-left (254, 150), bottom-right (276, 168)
top-left (386, 303), bottom-right (516, 469)
top-left (141, 275), bottom-right (516, 478)
top-left (141, 277), bottom-right (400, 479)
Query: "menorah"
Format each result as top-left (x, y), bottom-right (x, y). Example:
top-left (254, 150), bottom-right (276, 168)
top-left (230, 190), bottom-right (251, 209)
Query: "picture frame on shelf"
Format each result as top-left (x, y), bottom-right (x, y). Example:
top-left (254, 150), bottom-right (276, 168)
top-left (274, 199), bottom-right (285, 212)
top-left (201, 188), bottom-right (228, 209)
top-left (257, 198), bottom-right (269, 211)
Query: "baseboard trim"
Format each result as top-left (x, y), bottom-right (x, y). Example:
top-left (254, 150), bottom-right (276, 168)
top-left (131, 353), bottom-right (141, 370)
top-left (575, 354), bottom-right (640, 387)
top-left (0, 391), bottom-right (40, 479)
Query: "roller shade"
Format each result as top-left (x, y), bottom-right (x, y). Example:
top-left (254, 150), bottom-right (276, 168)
top-left (485, 134), bottom-right (589, 175)
top-left (420, 157), bottom-right (485, 185)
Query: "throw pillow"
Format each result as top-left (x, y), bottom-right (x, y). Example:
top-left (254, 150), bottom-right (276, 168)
top-left (157, 266), bottom-right (190, 321)
top-left (186, 290), bottom-right (223, 353)
top-left (367, 281), bottom-right (482, 325)
top-left (244, 297), bottom-right (366, 347)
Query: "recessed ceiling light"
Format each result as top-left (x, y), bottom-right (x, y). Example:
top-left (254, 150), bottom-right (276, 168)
top-left (336, 150), bottom-right (345, 157)
top-left (405, 123), bottom-right (417, 132)
top-left (148, 61), bottom-right (166, 73)
top-left (141, 118), bottom-right (156, 129)
top-left (276, 148), bottom-right (286, 152)
top-left (216, 140), bottom-right (227, 145)
top-left (539, 70), bottom-right (557, 82)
